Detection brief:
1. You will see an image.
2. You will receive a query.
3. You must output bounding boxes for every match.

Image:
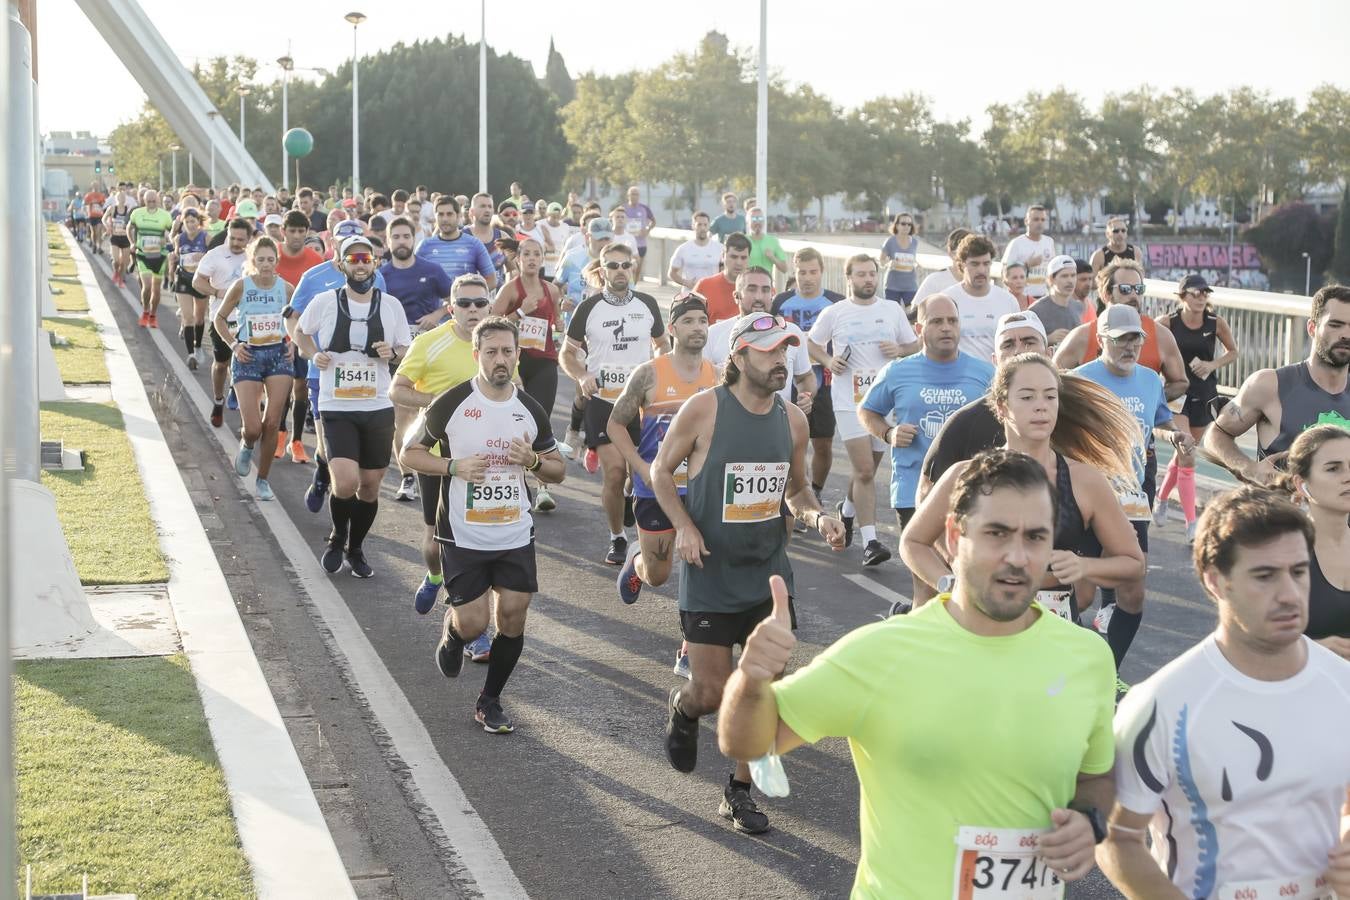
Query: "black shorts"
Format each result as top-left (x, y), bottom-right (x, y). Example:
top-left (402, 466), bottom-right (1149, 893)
top-left (135, 252), bottom-right (168, 275)
top-left (110, 235), bottom-right (130, 249)
top-left (680, 596), bottom-right (797, 647)
top-left (291, 352), bottom-right (309, 379)
top-left (439, 540), bottom-right (538, 606)
top-left (319, 407), bottom-right (396, 469)
top-left (418, 472), bottom-right (442, 527)
top-left (583, 397), bottom-right (639, 448)
top-left (1181, 384), bottom-right (1219, 427)
top-left (634, 496), bottom-right (673, 533)
top-left (209, 324), bottom-right (234, 364)
top-left (808, 382), bottom-right (836, 439)
top-left (894, 507), bottom-right (916, 531)
top-left (637, 245), bottom-right (648, 258)
top-left (174, 269), bottom-right (206, 298)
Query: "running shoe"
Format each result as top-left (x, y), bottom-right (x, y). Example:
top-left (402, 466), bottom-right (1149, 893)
top-left (234, 441), bottom-right (253, 477)
top-left (887, 599), bottom-right (912, 617)
top-left (395, 474), bottom-right (417, 502)
top-left (835, 500), bottom-right (854, 548)
top-left (861, 539), bottom-right (891, 567)
top-left (1185, 520), bottom-right (1198, 544)
top-left (274, 432), bottom-right (288, 459)
top-left (534, 487), bottom-right (556, 512)
top-left (672, 648), bottom-right (691, 680)
top-left (1092, 604), bottom-right (1114, 635)
top-left (193, 347), bottom-right (204, 367)
top-left (720, 779), bottom-right (770, 835)
top-left (1151, 500), bottom-right (1169, 527)
top-left (186, 352), bottom-right (198, 371)
top-left (664, 687), bottom-right (699, 773)
top-left (289, 440), bottom-right (310, 464)
top-left (347, 550), bottom-right (374, 579)
top-left (414, 575), bottom-right (440, 615)
top-left (320, 540), bottom-right (345, 575)
top-left (604, 535), bottom-right (628, 566)
top-left (209, 401), bottom-right (224, 428)
top-left (474, 696), bottom-right (515, 734)
top-left (466, 631), bottom-right (492, 663)
top-left (138, 310), bottom-right (149, 327)
top-left (305, 468), bottom-right (330, 513)
top-left (435, 609), bottom-right (465, 678)
top-left (147, 313), bottom-right (158, 328)
top-left (583, 448), bottom-right (599, 474)
top-left (561, 429), bottom-right (582, 459)
top-left (623, 492), bottom-right (635, 528)
top-left (304, 411), bottom-right (316, 434)
top-left (617, 543), bottom-right (643, 605)
top-left (255, 477), bottom-right (274, 502)
top-left (226, 388), bottom-right (238, 411)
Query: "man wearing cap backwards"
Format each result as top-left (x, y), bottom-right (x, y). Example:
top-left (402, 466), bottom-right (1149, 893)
top-left (1074, 303), bottom-right (1194, 676)
top-left (655, 311), bottom-right (845, 835)
top-left (292, 233), bottom-right (412, 579)
top-left (1029, 255), bottom-right (1086, 348)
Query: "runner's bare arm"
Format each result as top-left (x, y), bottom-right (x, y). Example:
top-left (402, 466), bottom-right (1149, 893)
top-left (652, 392), bottom-right (714, 564)
top-left (1089, 248), bottom-right (1105, 273)
top-left (899, 462), bottom-right (967, 595)
top-left (389, 373), bottom-right (435, 409)
top-left (191, 271), bottom-right (216, 299)
top-left (1201, 368), bottom-right (1279, 481)
top-left (1154, 326), bottom-right (1190, 401)
top-left (807, 339), bottom-right (834, 369)
top-left (606, 363), bottom-right (654, 483)
top-left (212, 280), bottom-right (244, 344)
top-left (1052, 325), bottom-right (1089, 370)
top-left (558, 336), bottom-right (593, 389)
top-left (1211, 317), bottom-right (1239, 372)
top-left (1096, 806), bottom-right (1187, 899)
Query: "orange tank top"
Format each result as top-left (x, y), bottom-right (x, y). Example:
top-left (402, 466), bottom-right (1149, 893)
top-left (634, 355), bottom-right (718, 497)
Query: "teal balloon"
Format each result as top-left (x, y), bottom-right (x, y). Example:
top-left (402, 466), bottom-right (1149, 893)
top-left (283, 127), bottom-right (314, 158)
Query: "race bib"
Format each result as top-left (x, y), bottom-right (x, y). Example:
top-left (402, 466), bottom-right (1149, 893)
top-left (891, 253), bottom-right (915, 273)
top-left (1036, 590), bottom-right (1074, 622)
top-left (140, 234), bottom-right (164, 255)
top-left (1215, 874), bottom-right (1335, 900)
top-left (952, 827), bottom-right (1063, 900)
top-left (518, 315), bottom-right (549, 352)
top-left (627, 220), bottom-right (642, 235)
top-left (673, 459), bottom-right (689, 490)
top-left (852, 369), bottom-right (878, 405)
top-left (1111, 476), bottom-right (1151, 522)
top-left (722, 462), bottom-right (789, 523)
top-left (597, 364), bottom-right (634, 402)
top-left (464, 470), bottom-right (523, 526)
top-left (111, 221), bottom-right (127, 235)
top-left (179, 251), bottom-right (203, 270)
top-left (247, 312), bottom-right (285, 347)
top-left (88, 203), bottom-right (103, 216)
top-left (332, 360), bottom-right (378, 400)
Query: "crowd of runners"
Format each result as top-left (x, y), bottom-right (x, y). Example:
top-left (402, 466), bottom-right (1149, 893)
top-left (71, 177), bottom-right (1350, 897)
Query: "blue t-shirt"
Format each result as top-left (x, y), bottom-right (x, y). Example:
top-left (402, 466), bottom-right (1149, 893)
top-left (379, 256), bottom-right (453, 326)
top-left (861, 352), bottom-right (995, 508)
top-left (773, 289), bottom-right (843, 383)
top-left (556, 246), bottom-right (591, 304)
top-left (1073, 358), bottom-right (1173, 484)
top-left (287, 261), bottom-right (388, 378)
top-left (415, 231), bottom-right (495, 284)
top-left (881, 235), bottom-right (920, 292)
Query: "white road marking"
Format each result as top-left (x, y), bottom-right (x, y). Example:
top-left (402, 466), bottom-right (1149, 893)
top-left (843, 574), bottom-right (910, 609)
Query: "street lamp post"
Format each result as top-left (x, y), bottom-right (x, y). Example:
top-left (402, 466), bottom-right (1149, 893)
top-left (345, 11), bottom-right (366, 194)
top-left (237, 84), bottom-right (250, 145)
top-left (1303, 251), bottom-right (1312, 296)
top-left (277, 54), bottom-right (293, 191)
top-left (206, 109), bottom-right (219, 189)
top-left (755, 0), bottom-right (767, 217)
top-left (478, 0), bottom-right (486, 193)
top-left (170, 144), bottom-right (180, 190)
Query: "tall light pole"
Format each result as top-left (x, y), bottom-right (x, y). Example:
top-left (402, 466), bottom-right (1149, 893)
top-left (755, 0), bottom-right (767, 215)
top-left (170, 144), bottom-right (179, 190)
top-left (237, 84), bottom-right (250, 145)
top-left (277, 53), bottom-right (293, 191)
top-left (478, 0), bottom-right (486, 193)
top-left (206, 109), bottom-right (219, 190)
top-left (345, 11), bottom-right (366, 194)
top-left (1303, 251), bottom-right (1312, 296)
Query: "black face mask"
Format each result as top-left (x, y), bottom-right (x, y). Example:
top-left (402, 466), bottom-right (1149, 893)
top-left (346, 272), bottom-right (376, 294)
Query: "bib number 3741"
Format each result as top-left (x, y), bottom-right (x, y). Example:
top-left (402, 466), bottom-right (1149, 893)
top-left (953, 827), bottom-right (1062, 900)
top-left (722, 462), bottom-right (789, 523)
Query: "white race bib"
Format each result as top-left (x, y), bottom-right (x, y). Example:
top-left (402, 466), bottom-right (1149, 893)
top-left (111, 221), bottom-right (127, 236)
top-left (722, 462), bottom-right (789, 523)
top-left (597, 364), bottom-right (634, 402)
top-left (890, 253), bottom-right (915, 273)
top-left (952, 827), bottom-right (1063, 900)
top-left (179, 251), bottom-right (203, 270)
top-left (518, 315), bottom-right (549, 352)
top-left (332, 359), bottom-right (378, 400)
top-left (140, 234), bottom-right (163, 255)
top-left (1215, 874), bottom-right (1336, 900)
top-left (852, 369), bottom-right (878, 405)
top-left (673, 459), bottom-right (689, 490)
top-left (1036, 590), bottom-right (1074, 622)
top-left (1110, 476), bottom-right (1151, 522)
top-left (247, 312), bottom-right (285, 347)
top-left (463, 470), bottom-right (523, 526)
top-left (627, 220), bottom-right (642, 235)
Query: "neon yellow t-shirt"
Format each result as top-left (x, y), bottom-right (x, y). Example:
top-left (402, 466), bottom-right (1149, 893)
top-left (772, 595), bottom-right (1116, 899)
top-left (398, 320), bottom-right (478, 396)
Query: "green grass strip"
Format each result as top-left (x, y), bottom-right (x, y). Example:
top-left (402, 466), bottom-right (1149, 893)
top-left (43, 317), bottom-right (108, 384)
top-left (16, 655), bottom-right (254, 897)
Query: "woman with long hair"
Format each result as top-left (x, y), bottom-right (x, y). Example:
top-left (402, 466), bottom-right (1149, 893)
top-left (880, 212), bottom-right (920, 306)
top-left (901, 353), bottom-right (1145, 624)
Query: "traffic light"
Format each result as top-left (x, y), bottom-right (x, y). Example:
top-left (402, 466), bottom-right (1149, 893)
top-left (108, 164), bottom-right (115, 175)
top-left (94, 160), bottom-right (101, 174)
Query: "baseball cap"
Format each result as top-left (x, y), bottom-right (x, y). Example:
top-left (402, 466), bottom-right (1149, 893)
top-left (730, 314), bottom-right (800, 353)
top-left (339, 234), bottom-right (375, 257)
top-left (1179, 273), bottom-right (1212, 294)
top-left (263, 213), bottom-right (284, 228)
top-left (587, 218), bottom-right (614, 239)
top-left (1047, 254), bottom-right (1076, 277)
top-left (1097, 303), bottom-right (1146, 338)
top-left (994, 311), bottom-right (1048, 345)
top-left (341, 198), bottom-right (357, 209)
top-left (332, 219), bottom-right (366, 241)
top-left (235, 198), bottom-right (259, 218)
top-left (547, 202), bottom-right (564, 214)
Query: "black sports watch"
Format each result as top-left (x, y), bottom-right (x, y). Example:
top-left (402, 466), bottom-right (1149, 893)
top-left (1069, 803), bottom-right (1108, 845)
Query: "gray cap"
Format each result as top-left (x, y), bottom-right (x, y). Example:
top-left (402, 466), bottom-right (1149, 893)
top-left (1097, 303), bottom-right (1146, 338)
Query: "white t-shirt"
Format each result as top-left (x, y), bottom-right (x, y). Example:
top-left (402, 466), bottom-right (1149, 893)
top-left (612, 233), bottom-right (639, 255)
top-left (1001, 234), bottom-right (1057, 298)
top-left (912, 268), bottom-right (957, 306)
top-left (671, 237), bottom-right (724, 285)
top-left (564, 292), bottom-right (665, 402)
top-left (559, 230), bottom-right (587, 260)
top-left (1114, 635), bottom-right (1350, 894)
top-left (197, 244), bottom-right (246, 322)
top-left (537, 220), bottom-right (573, 275)
top-left (296, 290), bottom-right (413, 413)
top-left (944, 282), bottom-right (1021, 362)
top-left (807, 299), bottom-right (917, 410)
top-left (704, 318), bottom-right (811, 406)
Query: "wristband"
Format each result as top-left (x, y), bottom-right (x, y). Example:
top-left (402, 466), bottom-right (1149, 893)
top-left (447, 458), bottom-right (458, 477)
top-left (884, 426), bottom-right (895, 443)
top-left (527, 451), bottom-right (543, 472)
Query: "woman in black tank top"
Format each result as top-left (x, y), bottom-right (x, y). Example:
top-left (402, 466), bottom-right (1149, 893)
top-left (1280, 425), bottom-right (1350, 658)
top-left (1153, 277), bottom-right (1238, 538)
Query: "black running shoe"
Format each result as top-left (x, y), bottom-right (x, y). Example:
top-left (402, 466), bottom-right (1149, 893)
top-left (347, 549), bottom-right (374, 578)
top-left (320, 540), bottom-right (345, 574)
top-left (887, 599), bottom-right (912, 618)
top-left (475, 696), bottom-right (515, 734)
top-left (720, 780), bottom-right (770, 834)
top-left (604, 535), bottom-right (628, 566)
top-left (664, 687), bottom-right (699, 773)
top-left (623, 492), bottom-right (635, 528)
top-left (862, 539), bottom-right (891, 567)
top-left (835, 499), bottom-right (854, 548)
top-left (435, 610), bottom-right (465, 678)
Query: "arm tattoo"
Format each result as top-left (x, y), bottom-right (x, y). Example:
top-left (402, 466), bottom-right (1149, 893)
top-left (609, 364), bottom-right (652, 427)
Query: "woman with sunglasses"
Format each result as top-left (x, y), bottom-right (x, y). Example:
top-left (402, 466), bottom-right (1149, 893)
top-left (1152, 274), bottom-right (1238, 539)
top-left (880, 213), bottom-right (920, 307)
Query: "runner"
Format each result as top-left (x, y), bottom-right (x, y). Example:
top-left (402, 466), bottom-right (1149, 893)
top-left (391, 274), bottom-right (492, 615)
top-left (399, 316), bottom-right (566, 734)
top-left (706, 269), bottom-right (814, 408)
top-left (1001, 204), bottom-right (1056, 300)
top-left (466, 193), bottom-right (508, 285)
top-left (607, 207), bottom-right (639, 256)
top-left (193, 218), bottom-right (251, 428)
top-left (269, 210), bottom-right (324, 462)
top-left (708, 192), bottom-right (745, 244)
top-left (879, 212), bottom-right (920, 306)
top-left (943, 234), bottom-right (1022, 361)
top-left (655, 314), bottom-right (844, 835)
top-left (746, 207), bottom-right (788, 277)
top-left (720, 449), bottom-right (1117, 891)
top-left (292, 234), bottom-right (412, 578)
top-left (694, 233), bottom-right (751, 324)
top-left (559, 243), bottom-right (667, 564)
top-left (127, 189), bottom-right (173, 327)
top-left (212, 237), bottom-right (296, 501)
top-left (622, 185), bottom-right (656, 279)
top-left (1028, 254), bottom-right (1085, 350)
top-left (1002, 261), bottom-right (1030, 310)
top-left (1088, 215), bottom-right (1142, 274)
top-left (1099, 486), bottom-right (1350, 897)
top-left (381, 215), bottom-right (453, 502)
top-left (105, 192), bottom-right (133, 288)
top-left (667, 212), bottom-right (723, 289)
top-left (69, 193), bottom-right (87, 244)
top-left (858, 294), bottom-right (994, 594)
top-left (169, 208), bottom-right (209, 368)
top-left (415, 194), bottom-right (497, 291)
top-left (83, 181), bottom-right (106, 255)
top-left (536, 202), bottom-right (572, 279)
top-left (1152, 274), bottom-right (1238, 538)
top-left (807, 253), bottom-right (919, 565)
top-left (912, 228), bottom-right (971, 306)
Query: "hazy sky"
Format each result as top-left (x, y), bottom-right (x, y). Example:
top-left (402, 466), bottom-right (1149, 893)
top-left (37, 0), bottom-right (1350, 137)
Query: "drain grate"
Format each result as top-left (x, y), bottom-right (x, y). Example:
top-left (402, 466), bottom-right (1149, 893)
top-left (40, 440), bottom-right (64, 469)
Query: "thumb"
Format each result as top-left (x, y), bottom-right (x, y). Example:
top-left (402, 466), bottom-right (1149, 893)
top-left (1342, 786), bottom-right (1350, 837)
top-left (1050, 808), bottom-right (1073, 828)
top-left (769, 575), bottom-right (791, 627)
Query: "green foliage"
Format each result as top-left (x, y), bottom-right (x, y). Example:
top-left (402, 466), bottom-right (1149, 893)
top-left (1245, 203), bottom-right (1335, 292)
top-left (1330, 185), bottom-right (1350, 284)
top-left (544, 39), bottom-right (575, 106)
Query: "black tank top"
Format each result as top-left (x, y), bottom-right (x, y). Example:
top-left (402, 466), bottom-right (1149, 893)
top-left (1170, 310), bottom-right (1217, 393)
top-left (1260, 362), bottom-right (1350, 459)
top-left (1309, 551), bottom-right (1350, 640)
top-left (1101, 244), bottom-right (1137, 265)
top-left (326, 288), bottom-right (385, 355)
top-left (1052, 452), bottom-right (1092, 555)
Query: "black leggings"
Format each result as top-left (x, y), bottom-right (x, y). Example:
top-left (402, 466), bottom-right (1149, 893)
top-left (518, 353), bottom-right (559, 421)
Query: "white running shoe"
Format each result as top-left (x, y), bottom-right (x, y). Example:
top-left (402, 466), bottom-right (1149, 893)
top-left (1151, 500), bottom-right (1168, 527)
top-left (561, 429), bottom-right (583, 459)
top-left (1186, 520), bottom-right (1198, 544)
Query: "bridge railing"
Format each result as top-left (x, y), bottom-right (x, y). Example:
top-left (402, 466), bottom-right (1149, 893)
top-left (646, 227), bottom-right (1309, 395)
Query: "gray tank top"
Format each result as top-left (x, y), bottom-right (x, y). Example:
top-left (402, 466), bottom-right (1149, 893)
top-left (678, 385), bottom-right (794, 613)
top-left (1260, 362), bottom-right (1350, 458)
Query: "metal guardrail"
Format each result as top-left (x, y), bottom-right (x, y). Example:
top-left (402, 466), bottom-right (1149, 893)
top-left (646, 227), bottom-right (1311, 395)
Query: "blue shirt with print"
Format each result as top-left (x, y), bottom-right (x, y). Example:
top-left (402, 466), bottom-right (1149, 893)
top-left (415, 231), bottom-right (495, 284)
top-left (1073, 358), bottom-right (1173, 485)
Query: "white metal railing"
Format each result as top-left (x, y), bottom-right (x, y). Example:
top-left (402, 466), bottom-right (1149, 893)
top-left (646, 227), bottom-right (1310, 395)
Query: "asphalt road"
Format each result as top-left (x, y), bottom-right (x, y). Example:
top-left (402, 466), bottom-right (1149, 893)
top-left (101, 260), bottom-right (1221, 898)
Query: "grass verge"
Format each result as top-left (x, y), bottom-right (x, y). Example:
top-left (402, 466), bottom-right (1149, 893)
top-left (16, 655), bottom-right (254, 897)
top-left (47, 226), bottom-right (89, 312)
top-left (40, 402), bottom-right (168, 585)
top-left (43, 317), bottom-right (108, 384)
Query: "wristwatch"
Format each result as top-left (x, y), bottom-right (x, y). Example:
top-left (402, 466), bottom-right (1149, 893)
top-left (936, 574), bottom-right (955, 594)
top-left (1069, 803), bottom-right (1108, 845)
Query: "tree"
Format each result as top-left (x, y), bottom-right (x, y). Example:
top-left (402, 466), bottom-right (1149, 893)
top-left (1154, 88), bottom-right (1222, 233)
top-left (1301, 84), bottom-right (1350, 190)
top-left (1092, 89), bottom-right (1161, 226)
top-left (543, 39), bottom-right (575, 106)
top-left (839, 94), bottom-right (932, 217)
top-left (560, 73), bottom-right (636, 197)
top-left (1245, 202), bottom-right (1335, 292)
top-left (1331, 185), bottom-right (1350, 284)
top-left (1010, 89), bottom-right (1097, 211)
top-left (769, 85), bottom-right (844, 226)
top-left (979, 103), bottom-right (1033, 218)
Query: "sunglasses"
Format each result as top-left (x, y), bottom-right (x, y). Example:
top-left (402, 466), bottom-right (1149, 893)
top-left (455, 298), bottom-right (490, 309)
top-left (1106, 333), bottom-right (1144, 345)
top-left (1114, 283), bottom-right (1147, 296)
top-left (733, 314), bottom-right (786, 339)
top-left (604, 261), bottom-right (634, 270)
top-left (343, 252), bottom-right (374, 265)
top-left (1110, 228), bottom-right (1127, 234)
top-left (1184, 289), bottom-right (1212, 299)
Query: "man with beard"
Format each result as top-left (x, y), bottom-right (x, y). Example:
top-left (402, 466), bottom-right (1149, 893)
top-left (467, 191), bottom-right (509, 284)
top-left (655, 313), bottom-right (844, 835)
top-left (943, 235), bottom-right (1022, 361)
top-left (382, 215), bottom-right (454, 502)
top-left (1203, 285), bottom-right (1350, 484)
top-left (416, 194), bottom-right (497, 291)
top-left (274, 210), bottom-right (325, 462)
